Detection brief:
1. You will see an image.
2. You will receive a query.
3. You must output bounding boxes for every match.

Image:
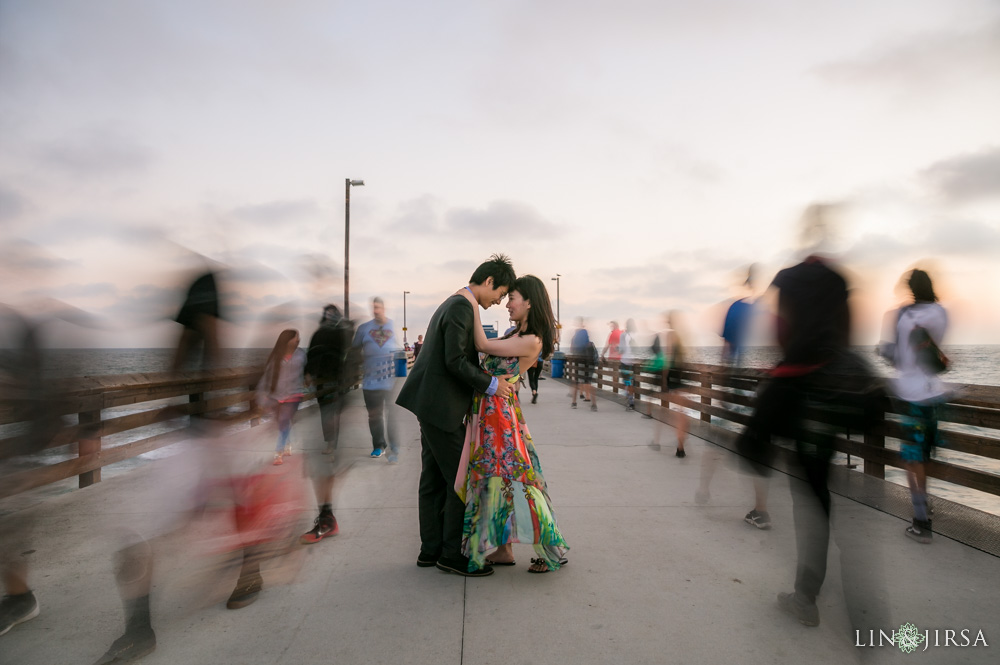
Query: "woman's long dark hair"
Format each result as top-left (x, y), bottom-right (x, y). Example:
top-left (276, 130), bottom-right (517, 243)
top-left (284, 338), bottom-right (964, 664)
top-left (266, 329), bottom-right (298, 393)
top-left (908, 269), bottom-right (938, 303)
top-left (512, 275), bottom-right (555, 359)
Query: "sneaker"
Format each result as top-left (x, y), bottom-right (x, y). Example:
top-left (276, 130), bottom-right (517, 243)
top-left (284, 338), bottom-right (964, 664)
top-left (435, 555), bottom-right (494, 577)
top-left (744, 509), bottom-right (772, 530)
top-left (91, 626), bottom-right (156, 665)
top-left (0, 591), bottom-right (39, 636)
top-left (272, 454), bottom-right (283, 466)
top-left (282, 445), bottom-right (292, 457)
top-left (531, 393), bottom-right (537, 404)
top-left (905, 518), bottom-right (932, 544)
top-left (591, 404), bottom-right (598, 412)
top-left (675, 448), bottom-right (686, 458)
top-left (387, 454), bottom-right (399, 464)
top-left (777, 591), bottom-right (819, 626)
top-left (571, 403), bottom-right (577, 409)
top-left (226, 572), bottom-right (263, 610)
top-left (625, 405), bottom-right (635, 412)
top-left (370, 448), bottom-right (384, 458)
top-left (300, 513), bottom-right (339, 544)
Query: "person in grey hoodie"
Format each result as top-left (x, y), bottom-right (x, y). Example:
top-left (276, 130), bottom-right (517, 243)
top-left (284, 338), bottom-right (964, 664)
top-left (879, 269), bottom-right (949, 543)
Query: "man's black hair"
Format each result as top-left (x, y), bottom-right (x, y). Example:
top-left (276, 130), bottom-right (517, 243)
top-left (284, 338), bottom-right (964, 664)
top-left (321, 304), bottom-right (342, 324)
top-left (469, 253), bottom-right (516, 290)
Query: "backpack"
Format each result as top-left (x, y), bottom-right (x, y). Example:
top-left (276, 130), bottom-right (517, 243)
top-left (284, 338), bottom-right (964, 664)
top-left (909, 326), bottom-right (949, 374)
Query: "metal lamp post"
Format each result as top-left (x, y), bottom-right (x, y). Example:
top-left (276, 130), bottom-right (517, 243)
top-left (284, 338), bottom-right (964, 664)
top-left (551, 273), bottom-right (561, 350)
top-left (403, 290), bottom-right (410, 345)
top-left (344, 178), bottom-right (364, 320)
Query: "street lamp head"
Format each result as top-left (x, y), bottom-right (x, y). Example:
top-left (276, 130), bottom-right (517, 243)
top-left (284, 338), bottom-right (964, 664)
top-left (349, 179), bottom-right (365, 187)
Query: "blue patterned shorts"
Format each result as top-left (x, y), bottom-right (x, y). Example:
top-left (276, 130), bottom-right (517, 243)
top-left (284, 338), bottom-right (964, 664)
top-left (900, 403), bottom-right (938, 464)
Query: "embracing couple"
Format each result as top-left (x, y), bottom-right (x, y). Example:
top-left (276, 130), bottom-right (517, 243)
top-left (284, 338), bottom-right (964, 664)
top-left (396, 254), bottom-right (569, 577)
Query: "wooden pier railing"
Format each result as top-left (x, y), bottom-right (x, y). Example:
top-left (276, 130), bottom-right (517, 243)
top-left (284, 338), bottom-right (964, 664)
top-left (0, 349), bottom-right (420, 501)
top-left (0, 369), bottom-right (267, 500)
top-left (565, 356), bottom-right (1000, 500)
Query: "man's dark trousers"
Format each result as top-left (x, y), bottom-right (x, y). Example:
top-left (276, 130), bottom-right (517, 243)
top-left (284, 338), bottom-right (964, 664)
top-left (363, 388), bottom-right (398, 453)
top-left (417, 419), bottom-right (466, 560)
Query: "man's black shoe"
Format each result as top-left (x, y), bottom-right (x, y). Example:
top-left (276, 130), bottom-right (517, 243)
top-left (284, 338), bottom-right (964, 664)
top-left (416, 551), bottom-right (440, 567)
top-left (435, 556), bottom-right (494, 577)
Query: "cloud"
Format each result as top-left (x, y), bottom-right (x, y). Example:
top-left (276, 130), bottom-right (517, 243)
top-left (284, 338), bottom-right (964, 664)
top-left (35, 127), bottom-right (155, 178)
top-left (26, 216), bottom-right (166, 247)
top-left (445, 200), bottom-right (564, 237)
top-left (845, 219), bottom-right (1000, 264)
top-left (231, 199), bottom-right (320, 225)
top-left (385, 195), bottom-right (443, 234)
top-left (35, 282), bottom-right (119, 300)
top-left (94, 283), bottom-right (181, 325)
top-left (0, 183), bottom-right (30, 222)
top-left (924, 219), bottom-right (1000, 256)
top-left (0, 239), bottom-right (76, 277)
top-left (813, 20), bottom-right (1000, 94)
top-left (589, 260), bottom-right (726, 304)
top-left (921, 147), bottom-right (1000, 203)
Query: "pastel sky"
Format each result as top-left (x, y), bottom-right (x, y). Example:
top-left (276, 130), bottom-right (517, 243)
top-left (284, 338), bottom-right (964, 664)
top-left (2, 0), bottom-right (998, 349)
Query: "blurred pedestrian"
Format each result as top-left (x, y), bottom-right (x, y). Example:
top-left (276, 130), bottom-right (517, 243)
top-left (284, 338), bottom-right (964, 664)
top-left (96, 271), bottom-right (305, 664)
top-left (601, 321), bottom-right (622, 362)
top-left (620, 318), bottom-right (639, 411)
top-left (0, 306), bottom-right (63, 637)
top-left (527, 350), bottom-right (544, 404)
top-left (722, 265), bottom-right (756, 367)
top-left (353, 297), bottom-right (402, 461)
top-left (698, 265), bottom-right (771, 521)
top-left (879, 269), bottom-right (949, 544)
top-left (412, 334), bottom-right (424, 360)
top-left (257, 330), bottom-right (306, 465)
top-left (570, 317), bottom-right (595, 410)
top-left (171, 270), bottom-right (221, 372)
top-left (735, 203), bottom-right (888, 631)
top-left (649, 311), bottom-right (688, 456)
top-left (300, 305), bottom-right (355, 544)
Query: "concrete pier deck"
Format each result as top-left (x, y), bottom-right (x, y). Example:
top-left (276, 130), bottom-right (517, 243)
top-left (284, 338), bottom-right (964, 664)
top-left (2, 381), bottom-right (998, 664)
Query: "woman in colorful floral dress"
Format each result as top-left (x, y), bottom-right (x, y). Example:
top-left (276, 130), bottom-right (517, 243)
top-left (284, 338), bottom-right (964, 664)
top-left (456, 275), bottom-right (569, 573)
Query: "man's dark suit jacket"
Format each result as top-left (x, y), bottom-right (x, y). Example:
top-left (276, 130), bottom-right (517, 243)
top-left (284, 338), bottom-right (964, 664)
top-left (396, 294), bottom-right (491, 431)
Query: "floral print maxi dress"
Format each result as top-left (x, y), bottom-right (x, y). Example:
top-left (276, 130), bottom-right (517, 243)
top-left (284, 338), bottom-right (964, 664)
top-left (459, 352), bottom-right (569, 571)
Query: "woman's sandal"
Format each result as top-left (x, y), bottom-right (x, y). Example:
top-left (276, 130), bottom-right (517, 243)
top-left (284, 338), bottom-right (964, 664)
top-left (528, 556), bottom-right (568, 573)
top-left (485, 557), bottom-right (516, 567)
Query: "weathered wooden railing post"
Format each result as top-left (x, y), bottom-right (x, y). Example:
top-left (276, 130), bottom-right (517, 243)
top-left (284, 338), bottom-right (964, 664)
top-left (249, 383), bottom-right (261, 426)
top-left (700, 370), bottom-right (712, 423)
top-left (864, 407), bottom-right (886, 479)
top-left (612, 360), bottom-right (620, 394)
top-left (78, 409), bottom-right (101, 488)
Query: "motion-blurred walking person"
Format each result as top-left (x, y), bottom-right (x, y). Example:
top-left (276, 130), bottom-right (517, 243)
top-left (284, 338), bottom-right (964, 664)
top-left (353, 297), bottom-right (402, 461)
top-left (878, 269), bottom-right (950, 544)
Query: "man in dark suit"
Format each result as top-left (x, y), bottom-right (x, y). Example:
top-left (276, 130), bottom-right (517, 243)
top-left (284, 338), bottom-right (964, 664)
top-left (396, 254), bottom-right (517, 576)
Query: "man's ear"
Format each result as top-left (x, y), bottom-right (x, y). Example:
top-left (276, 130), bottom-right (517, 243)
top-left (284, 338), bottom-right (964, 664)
top-left (484, 276), bottom-right (494, 289)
